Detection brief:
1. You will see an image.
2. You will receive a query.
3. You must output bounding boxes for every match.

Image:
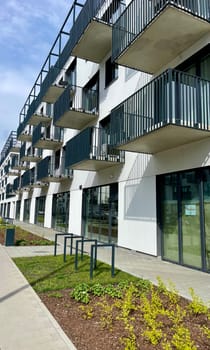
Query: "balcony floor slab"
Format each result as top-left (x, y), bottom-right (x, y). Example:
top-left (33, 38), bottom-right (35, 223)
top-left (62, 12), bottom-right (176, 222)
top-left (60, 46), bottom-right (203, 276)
top-left (117, 124), bottom-right (210, 154)
top-left (72, 20), bottom-right (112, 63)
top-left (116, 6), bottom-right (210, 73)
top-left (54, 109), bottom-right (97, 130)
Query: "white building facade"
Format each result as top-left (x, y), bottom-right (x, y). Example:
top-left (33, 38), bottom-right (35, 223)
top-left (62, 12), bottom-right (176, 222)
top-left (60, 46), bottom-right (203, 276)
top-left (1, 0), bottom-right (210, 272)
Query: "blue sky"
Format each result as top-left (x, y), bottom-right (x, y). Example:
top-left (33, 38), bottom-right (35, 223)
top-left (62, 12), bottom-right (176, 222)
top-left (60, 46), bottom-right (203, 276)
top-left (0, 0), bottom-right (73, 152)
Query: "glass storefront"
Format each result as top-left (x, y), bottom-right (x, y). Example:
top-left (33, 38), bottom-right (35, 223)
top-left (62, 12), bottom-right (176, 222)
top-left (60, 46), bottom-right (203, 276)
top-left (158, 167), bottom-right (210, 272)
top-left (82, 183), bottom-right (118, 243)
top-left (52, 192), bottom-right (70, 232)
top-left (35, 196), bottom-right (46, 226)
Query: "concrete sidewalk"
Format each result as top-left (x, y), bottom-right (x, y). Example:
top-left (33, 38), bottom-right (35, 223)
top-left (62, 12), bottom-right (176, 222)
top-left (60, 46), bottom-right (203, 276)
top-left (0, 245), bottom-right (77, 350)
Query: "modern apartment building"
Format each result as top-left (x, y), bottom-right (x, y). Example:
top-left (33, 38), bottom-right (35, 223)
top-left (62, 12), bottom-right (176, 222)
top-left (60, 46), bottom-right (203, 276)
top-left (0, 0), bottom-right (210, 273)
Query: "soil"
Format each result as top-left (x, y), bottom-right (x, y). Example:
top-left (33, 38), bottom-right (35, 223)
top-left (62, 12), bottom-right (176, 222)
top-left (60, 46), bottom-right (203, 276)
top-left (39, 289), bottom-right (210, 350)
top-left (0, 226), bottom-right (53, 246)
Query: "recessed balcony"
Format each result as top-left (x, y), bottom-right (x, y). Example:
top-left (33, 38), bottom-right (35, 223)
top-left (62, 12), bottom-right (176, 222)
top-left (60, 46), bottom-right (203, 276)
top-left (71, 0), bottom-right (125, 62)
top-left (19, 143), bottom-right (42, 163)
top-left (36, 156), bottom-right (73, 183)
top-left (110, 69), bottom-right (210, 154)
top-left (32, 123), bottom-right (63, 151)
top-left (54, 85), bottom-right (98, 130)
top-left (65, 126), bottom-right (125, 171)
top-left (112, 0), bottom-right (210, 73)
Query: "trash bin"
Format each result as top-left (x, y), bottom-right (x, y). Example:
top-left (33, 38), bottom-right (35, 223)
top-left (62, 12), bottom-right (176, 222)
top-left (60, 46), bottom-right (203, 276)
top-left (5, 228), bottom-right (15, 246)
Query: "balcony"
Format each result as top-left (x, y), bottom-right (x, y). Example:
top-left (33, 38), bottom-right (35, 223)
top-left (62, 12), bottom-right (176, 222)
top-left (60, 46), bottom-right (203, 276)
top-left (13, 176), bottom-right (21, 193)
top-left (32, 124), bottom-right (63, 151)
top-left (39, 66), bottom-right (66, 103)
top-left (11, 155), bottom-right (29, 171)
top-left (17, 123), bottom-right (32, 142)
top-left (71, 0), bottom-right (125, 63)
top-left (20, 143), bottom-right (42, 163)
top-left (37, 156), bottom-right (73, 183)
top-left (65, 126), bottom-right (125, 171)
top-left (6, 184), bottom-right (15, 198)
top-left (0, 131), bottom-right (21, 166)
top-left (20, 168), bottom-right (37, 190)
top-left (54, 85), bottom-right (98, 129)
top-left (24, 98), bottom-right (52, 126)
top-left (112, 0), bottom-right (210, 73)
top-left (110, 69), bottom-right (210, 154)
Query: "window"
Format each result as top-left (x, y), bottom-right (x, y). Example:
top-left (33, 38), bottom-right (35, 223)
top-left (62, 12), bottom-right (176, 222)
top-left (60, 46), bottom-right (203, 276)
top-left (52, 192), bottom-right (70, 232)
top-left (66, 58), bottom-right (77, 86)
top-left (82, 183), bottom-right (118, 243)
top-left (105, 57), bottom-right (118, 87)
top-left (35, 196), bottom-right (46, 226)
top-left (54, 149), bottom-right (60, 170)
top-left (83, 72), bottom-right (99, 113)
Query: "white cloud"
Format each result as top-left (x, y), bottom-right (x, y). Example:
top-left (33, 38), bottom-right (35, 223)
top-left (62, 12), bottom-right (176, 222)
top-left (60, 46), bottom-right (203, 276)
top-left (0, 0), bottom-right (73, 153)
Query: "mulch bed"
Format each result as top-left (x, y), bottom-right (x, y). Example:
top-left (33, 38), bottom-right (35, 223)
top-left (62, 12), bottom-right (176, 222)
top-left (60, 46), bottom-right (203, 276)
top-left (39, 289), bottom-right (210, 350)
top-left (0, 226), bottom-right (53, 246)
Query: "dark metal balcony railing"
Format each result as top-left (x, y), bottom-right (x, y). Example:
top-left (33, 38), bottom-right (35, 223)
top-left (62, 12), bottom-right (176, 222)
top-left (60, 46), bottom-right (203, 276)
top-left (112, 0), bottom-right (210, 62)
top-left (20, 143), bottom-right (42, 160)
top-left (65, 126), bottom-right (125, 168)
top-left (57, 0), bottom-right (125, 69)
top-left (13, 176), bottom-right (21, 192)
top-left (6, 184), bottom-right (14, 197)
top-left (11, 155), bottom-right (19, 169)
top-left (54, 85), bottom-right (98, 124)
top-left (18, 0), bottom-right (126, 133)
top-left (37, 156), bottom-right (72, 181)
top-left (32, 123), bottom-right (63, 147)
top-left (21, 169), bottom-right (32, 187)
top-left (0, 131), bottom-right (19, 165)
top-left (110, 69), bottom-right (210, 147)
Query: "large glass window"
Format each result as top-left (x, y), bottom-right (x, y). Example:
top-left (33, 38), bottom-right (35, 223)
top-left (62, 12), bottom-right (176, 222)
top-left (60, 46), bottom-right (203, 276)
top-left (16, 200), bottom-right (21, 220)
top-left (35, 196), bottom-right (46, 226)
top-left (181, 171), bottom-right (202, 268)
top-left (23, 198), bottom-right (31, 223)
top-left (82, 183), bottom-right (118, 243)
top-left (158, 167), bottom-right (210, 272)
top-left (105, 57), bottom-right (118, 87)
top-left (160, 174), bottom-right (179, 263)
top-left (203, 169), bottom-right (210, 272)
top-left (52, 192), bottom-right (70, 232)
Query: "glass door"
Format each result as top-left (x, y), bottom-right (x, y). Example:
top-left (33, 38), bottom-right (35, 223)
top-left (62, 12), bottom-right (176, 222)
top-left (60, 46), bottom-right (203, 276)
top-left (203, 169), bottom-right (210, 271)
top-left (161, 174), bottom-right (179, 263)
top-left (180, 171), bottom-right (202, 268)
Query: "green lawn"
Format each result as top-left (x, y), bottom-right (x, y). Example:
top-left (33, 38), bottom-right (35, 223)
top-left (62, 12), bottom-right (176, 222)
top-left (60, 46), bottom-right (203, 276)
top-left (13, 255), bottom-right (139, 293)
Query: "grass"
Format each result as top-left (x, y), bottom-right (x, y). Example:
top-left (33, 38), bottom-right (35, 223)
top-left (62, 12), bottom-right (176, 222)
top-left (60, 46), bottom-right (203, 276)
top-left (0, 225), bottom-right (54, 246)
top-left (13, 255), bottom-right (139, 293)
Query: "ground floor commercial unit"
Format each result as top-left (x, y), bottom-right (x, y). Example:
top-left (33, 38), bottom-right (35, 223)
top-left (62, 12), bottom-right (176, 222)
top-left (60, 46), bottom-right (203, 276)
top-left (2, 136), bottom-right (210, 274)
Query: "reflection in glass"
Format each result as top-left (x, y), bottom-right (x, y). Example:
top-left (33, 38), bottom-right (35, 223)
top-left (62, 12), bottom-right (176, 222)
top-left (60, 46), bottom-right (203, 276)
top-left (35, 196), bottom-right (46, 226)
top-left (203, 169), bottom-right (210, 271)
top-left (52, 192), bottom-right (70, 232)
top-left (162, 174), bottom-right (179, 262)
top-left (83, 184), bottom-right (118, 243)
top-left (181, 172), bottom-right (202, 268)
top-left (23, 198), bottom-right (31, 223)
top-left (16, 200), bottom-right (21, 220)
